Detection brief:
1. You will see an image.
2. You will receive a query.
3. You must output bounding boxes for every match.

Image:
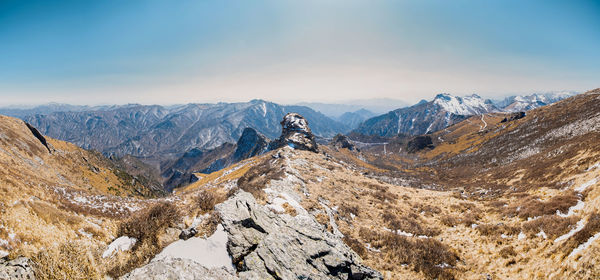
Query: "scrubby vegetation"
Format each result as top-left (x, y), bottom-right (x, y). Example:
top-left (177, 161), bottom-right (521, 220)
top-left (504, 191), bottom-right (580, 219)
top-left (359, 227), bottom-right (458, 280)
top-left (561, 213), bottom-right (600, 257)
top-left (108, 202), bottom-right (180, 277)
top-left (522, 215), bottom-right (578, 239)
top-left (237, 158), bottom-right (285, 201)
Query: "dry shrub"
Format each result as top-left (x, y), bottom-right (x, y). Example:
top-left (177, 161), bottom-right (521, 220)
top-left (477, 223), bottom-right (520, 237)
top-left (338, 203), bottom-right (360, 220)
top-left (359, 227), bottom-right (458, 279)
top-left (499, 246), bottom-right (517, 258)
top-left (382, 211), bottom-right (440, 236)
top-left (440, 215), bottom-right (459, 227)
top-left (460, 212), bottom-right (481, 226)
top-left (28, 200), bottom-right (83, 226)
top-left (343, 235), bottom-right (367, 259)
top-left (32, 241), bottom-right (102, 279)
top-left (196, 211), bottom-right (222, 237)
top-left (371, 188), bottom-right (398, 203)
top-left (487, 200), bottom-right (507, 210)
top-left (561, 213), bottom-right (600, 256)
top-left (505, 192), bottom-right (580, 219)
top-left (413, 203), bottom-right (442, 216)
top-left (108, 201), bottom-right (180, 277)
top-left (522, 215), bottom-right (578, 239)
top-left (193, 189), bottom-right (225, 214)
top-left (237, 158), bottom-right (285, 201)
top-left (280, 202), bottom-right (297, 216)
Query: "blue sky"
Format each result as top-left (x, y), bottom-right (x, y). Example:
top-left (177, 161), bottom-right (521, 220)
top-left (0, 0), bottom-right (599, 105)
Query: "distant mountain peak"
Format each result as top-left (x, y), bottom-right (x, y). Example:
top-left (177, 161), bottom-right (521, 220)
top-left (433, 93), bottom-right (495, 115)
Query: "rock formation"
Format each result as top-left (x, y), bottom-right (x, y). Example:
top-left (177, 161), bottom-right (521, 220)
top-left (216, 191), bottom-right (382, 280)
top-left (268, 113), bottom-right (318, 152)
top-left (331, 133), bottom-right (358, 151)
top-left (0, 257), bottom-right (35, 279)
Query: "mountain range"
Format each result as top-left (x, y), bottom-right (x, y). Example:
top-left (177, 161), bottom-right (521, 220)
top-left (1, 89), bottom-right (599, 279)
top-left (353, 91), bottom-right (577, 137)
top-left (15, 99), bottom-right (347, 162)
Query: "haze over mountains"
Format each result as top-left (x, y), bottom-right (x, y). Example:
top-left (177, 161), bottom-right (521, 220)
top-left (1, 89), bottom-right (599, 279)
top-left (0, 91), bottom-right (577, 192)
top-left (353, 91), bottom-right (577, 137)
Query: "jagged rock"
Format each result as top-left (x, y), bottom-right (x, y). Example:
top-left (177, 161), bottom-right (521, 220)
top-left (232, 128), bottom-right (269, 162)
top-left (215, 191), bottom-right (382, 280)
top-left (406, 135), bottom-right (434, 153)
top-left (24, 122), bottom-right (54, 154)
top-left (268, 113), bottom-right (319, 152)
top-left (331, 134), bottom-right (358, 151)
top-left (500, 111), bottom-right (526, 123)
top-left (121, 257), bottom-right (238, 280)
top-left (179, 227), bottom-right (198, 240)
top-left (0, 257), bottom-right (35, 279)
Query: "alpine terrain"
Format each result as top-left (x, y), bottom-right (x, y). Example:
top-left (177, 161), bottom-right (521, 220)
top-left (1, 89), bottom-right (599, 279)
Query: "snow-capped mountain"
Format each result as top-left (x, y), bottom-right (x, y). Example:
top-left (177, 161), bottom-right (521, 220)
top-left (353, 93), bottom-right (498, 137)
top-left (433, 94), bottom-right (498, 115)
top-left (495, 91), bottom-right (578, 112)
top-left (353, 92), bottom-right (578, 137)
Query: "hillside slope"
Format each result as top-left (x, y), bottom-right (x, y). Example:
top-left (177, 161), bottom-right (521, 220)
top-left (0, 114), bottom-right (169, 277)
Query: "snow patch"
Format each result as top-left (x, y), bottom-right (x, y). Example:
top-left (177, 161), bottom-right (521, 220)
top-left (555, 219), bottom-right (586, 243)
top-left (557, 200), bottom-right (585, 217)
top-left (569, 231), bottom-right (600, 258)
top-left (518, 232), bottom-right (526, 240)
top-left (586, 162), bottom-right (600, 171)
top-left (0, 250), bottom-right (8, 258)
top-left (78, 228), bottom-right (93, 238)
top-left (154, 224), bottom-right (234, 271)
top-left (536, 230), bottom-right (547, 239)
top-left (102, 236), bottom-right (137, 258)
top-left (575, 178), bottom-right (597, 192)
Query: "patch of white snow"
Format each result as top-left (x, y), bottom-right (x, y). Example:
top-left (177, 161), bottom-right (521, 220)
top-left (569, 231), bottom-right (600, 258)
top-left (536, 230), bottom-right (548, 239)
top-left (555, 219), bottom-right (586, 243)
top-left (575, 178), bottom-right (597, 192)
top-left (102, 236), bottom-right (137, 258)
top-left (557, 200), bottom-right (585, 217)
top-left (154, 224), bottom-right (234, 271)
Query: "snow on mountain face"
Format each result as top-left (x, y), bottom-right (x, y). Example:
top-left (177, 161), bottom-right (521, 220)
top-left (433, 94), bottom-right (497, 115)
top-left (496, 91), bottom-right (578, 112)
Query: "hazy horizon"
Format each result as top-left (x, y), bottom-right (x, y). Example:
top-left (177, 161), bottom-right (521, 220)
top-left (1, 0), bottom-right (598, 106)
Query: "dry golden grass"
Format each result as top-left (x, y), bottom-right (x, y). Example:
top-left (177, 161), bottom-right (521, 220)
top-left (522, 215), bottom-right (578, 239)
top-left (107, 201), bottom-right (180, 278)
top-left (561, 213), bottom-right (600, 257)
top-left (504, 191), bottom-right (580, 219)
top-left (236, 157), bottom-right (285, 202)
top-left (32, 241), bottom-right (103, 280)
top-left (359, 227), bottom-right (458, 280)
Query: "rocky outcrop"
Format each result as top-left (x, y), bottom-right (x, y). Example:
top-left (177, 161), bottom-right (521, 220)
top-left (0, 257), bottom-right (35, 279)
top-left (121, 258), bottom-right (238, 280)
top-left (331, 134), bottom-right (358, 151)
top-left (500, 111), bottom-right (526, 123)
top-left (406, 135), bottom-right (434, 153)
top-left (232, 128), bottom-right (269, 162)
top-left (268, 113), bottom-right (318, 152)
top-left (24, 122), bottom-right (54, 154)
top-left (215, 191), bottom-right (382, 280)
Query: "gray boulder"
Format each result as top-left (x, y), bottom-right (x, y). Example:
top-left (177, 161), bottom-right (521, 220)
top-left (268, 113), bottom-right (319, 152)
top-left (216, 191), bottom-right (382, 280)
top-left (121, 258), bottom-right (238, 280)
top-left (0, 257), bottom-right (35, 280)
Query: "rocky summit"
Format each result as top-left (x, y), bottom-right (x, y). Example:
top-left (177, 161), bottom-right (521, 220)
top-left (268, 113), bottom-right (319, 152)
top-left (216, 191), bottom-right (382, 280)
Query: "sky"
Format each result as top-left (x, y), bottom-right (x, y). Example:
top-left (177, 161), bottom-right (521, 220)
top-left (0, 0), bottom-right (599, 106)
